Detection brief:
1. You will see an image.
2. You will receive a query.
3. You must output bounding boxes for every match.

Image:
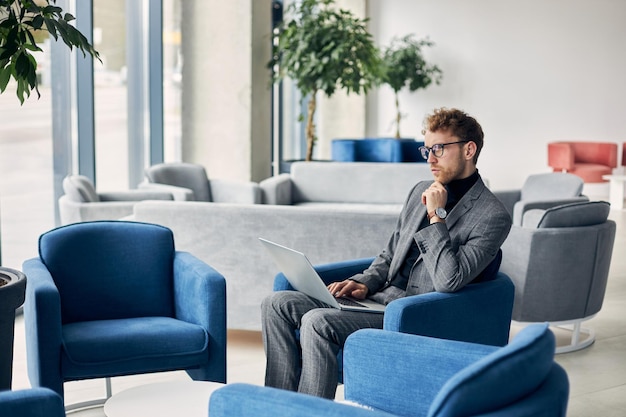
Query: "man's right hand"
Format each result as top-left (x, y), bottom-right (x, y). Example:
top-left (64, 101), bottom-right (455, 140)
top-left (327, 279), bottom-right (368, 300)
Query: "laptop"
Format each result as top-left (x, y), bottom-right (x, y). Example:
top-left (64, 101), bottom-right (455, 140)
top-left (259, 238), bottom-right (386, 313)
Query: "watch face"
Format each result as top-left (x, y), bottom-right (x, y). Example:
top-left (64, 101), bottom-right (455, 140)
top-left (435, 207), bottom-right (447, 219)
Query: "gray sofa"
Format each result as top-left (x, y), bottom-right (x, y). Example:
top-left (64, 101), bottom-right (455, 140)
top-left (260, 161), bottom-right (433, 209)
top-left (132, 161), bottom-right (435, 330)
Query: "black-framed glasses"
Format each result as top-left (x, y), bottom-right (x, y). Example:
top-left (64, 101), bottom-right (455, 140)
top-left (419, 140), bottom-right (469, 160)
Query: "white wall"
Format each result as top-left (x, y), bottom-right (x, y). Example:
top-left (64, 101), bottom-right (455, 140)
top-left (366, 0), bottom-right (626, 190)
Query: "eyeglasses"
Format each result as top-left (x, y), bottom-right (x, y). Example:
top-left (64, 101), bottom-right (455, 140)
top-left (419, 140), bottom-right (469, 160)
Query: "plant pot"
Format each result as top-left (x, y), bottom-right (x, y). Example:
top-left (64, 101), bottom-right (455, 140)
top-left (331, 138), bottom-right (426, 163)
top-left (0, 267), bottom-right (27, 390)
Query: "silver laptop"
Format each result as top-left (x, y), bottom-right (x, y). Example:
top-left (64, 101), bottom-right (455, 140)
top-left (259, 238), bottom-right (385, 313)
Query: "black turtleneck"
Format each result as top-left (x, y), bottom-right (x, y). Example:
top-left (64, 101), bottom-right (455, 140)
top-left (444, 169), bottom-right (480, 212)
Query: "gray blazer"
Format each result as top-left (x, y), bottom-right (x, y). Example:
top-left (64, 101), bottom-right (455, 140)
top-left (353, 177), bottom-right (512, 297)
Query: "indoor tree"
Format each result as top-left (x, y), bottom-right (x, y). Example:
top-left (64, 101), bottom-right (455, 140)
top-left (0, 0), bottom-right (100, 104)
top-left (380, 34), bottom-right (442, 139)
top-left (270, 0), bottom-right (381, 161)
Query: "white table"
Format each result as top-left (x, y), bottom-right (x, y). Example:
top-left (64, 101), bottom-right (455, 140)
top-left (103, 381), bottom-right (225, 417)
top-left (602, 174), bottom-right (626, 210)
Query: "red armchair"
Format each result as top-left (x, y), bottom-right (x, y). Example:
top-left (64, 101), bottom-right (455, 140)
top-left (548, 141), bottom-right (618, 183)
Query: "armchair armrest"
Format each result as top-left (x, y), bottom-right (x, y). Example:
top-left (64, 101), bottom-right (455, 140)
top-left (343, 329), bottom-right (496, 416)
top-left (0, 388), bottom-right (64, 417)
top-left (260, 174), bottom-right (293, 205)
top-left (138, 182), bottom-right (195, 201)
top-left (209, 178), bottom-right (262, 204)
top-left (173, 251), bottom-right (227, 383)
top-left (22, 259), bottom-right (64, 395)
top-left (383, 272), bottom-right (515, 347)
top-left (98, 190), bottom-right (173, 201)
top-left (548, 143), bottom-right (574, 170)
top-left (209, 383), bottom-right (394, 417)
top-left (273, 258), bottom-right (375, 291)
top-left (58, 197), bottom-right (146, 223)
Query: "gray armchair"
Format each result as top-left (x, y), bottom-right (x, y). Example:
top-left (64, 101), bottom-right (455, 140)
top-left (493, 172), bottom-right (588, 225)
top-left (140, 162), bottom-right (262, 203)
top-left (58, 175), bottom-right (173, 224)
top-left (500, 201), bottom-right (616, 353)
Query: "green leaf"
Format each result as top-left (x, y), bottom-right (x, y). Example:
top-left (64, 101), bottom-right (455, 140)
top-left (0, 66), bottom-right (11, 92)
top-left (31, 15), bottom-right (44, 30)
top-left (44, 18), bottom-right (58, 40)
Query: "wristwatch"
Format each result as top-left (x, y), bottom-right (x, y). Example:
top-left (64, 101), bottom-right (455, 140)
top-left (428, 207), bottom-right (448, 220)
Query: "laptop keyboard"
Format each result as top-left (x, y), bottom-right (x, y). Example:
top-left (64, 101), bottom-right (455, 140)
top-left (337, 297), bottom-right (368, 308)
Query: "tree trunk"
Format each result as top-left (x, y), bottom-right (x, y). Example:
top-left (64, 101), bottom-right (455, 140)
top-left (394, 92), bottom-right (401, 139)
top-left (305, 90), bottom-right (317, 161)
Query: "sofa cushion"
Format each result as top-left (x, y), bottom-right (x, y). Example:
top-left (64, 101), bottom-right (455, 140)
top-left (289, 161), bottom-right (432, 204)
top-left (63, 175), bottom-right (100, 202)
top-left (428, 323), bottom-right (555, 417)
top-left (62, 317), bottom-right (208, 365)
top-left (523, 201), bottom-right (610, 229)
top-left (295, 202), bottom-right (403, 213)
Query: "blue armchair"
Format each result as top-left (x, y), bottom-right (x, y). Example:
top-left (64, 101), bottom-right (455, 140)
top-left (274, 256), bottom-right (514, 344)
top-left (273, 254), bottom-right (515, 381)
top-left (22, 221), bottom-right (227, 409)
top-left (0, 388), bottom-right (65, 417)
top-left (209, 324), bottom-right (569, 417)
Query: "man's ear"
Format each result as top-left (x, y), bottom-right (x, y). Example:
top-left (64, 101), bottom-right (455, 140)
top-left (465, 141), bottom-right (477, 160)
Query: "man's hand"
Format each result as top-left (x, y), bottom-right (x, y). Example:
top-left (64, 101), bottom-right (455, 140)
top-left (327, 279), bottom-right (368, 300)
top-left (421, 181), bottom-right (448, 213)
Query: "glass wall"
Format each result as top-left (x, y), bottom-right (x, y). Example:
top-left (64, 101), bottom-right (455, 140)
top-left (0, 41), bottom-right (55, 269)
top-left (91, 0), bottom-right (182, 191)
top-left (163, 0), bottom-right (183, 163)
top-left (93, 0), bottom-right (129, 191)
top-left (0, 0), bottom-right (184, 268)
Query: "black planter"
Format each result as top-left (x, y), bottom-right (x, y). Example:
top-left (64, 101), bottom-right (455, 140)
top-left (0, 267), bottom-right (26, 391)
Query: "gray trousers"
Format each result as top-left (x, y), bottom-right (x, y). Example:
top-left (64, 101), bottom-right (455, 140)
top-left (261, 291), bottom-right (384, 399)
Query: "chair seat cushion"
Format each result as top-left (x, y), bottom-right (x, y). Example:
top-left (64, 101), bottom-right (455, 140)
top-left (570, 163), bottom-right (613, 183)
top-left (61, 317), bottom-right (208, 377)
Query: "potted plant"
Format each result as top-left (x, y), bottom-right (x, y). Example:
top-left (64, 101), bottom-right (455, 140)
top-left (270, 0), bottom-right (381, 161)
top-left (0, 0), bottom-right (99, 390)
top-left (380, 34), bottom-right (442, 139)
top-left (1, 0), bottom-right (100, 104)
top-left (0, 268), bottom-right (26, 390)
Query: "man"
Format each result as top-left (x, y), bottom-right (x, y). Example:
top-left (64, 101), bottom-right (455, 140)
top-left (261, 107), bottom-right (512, 399)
